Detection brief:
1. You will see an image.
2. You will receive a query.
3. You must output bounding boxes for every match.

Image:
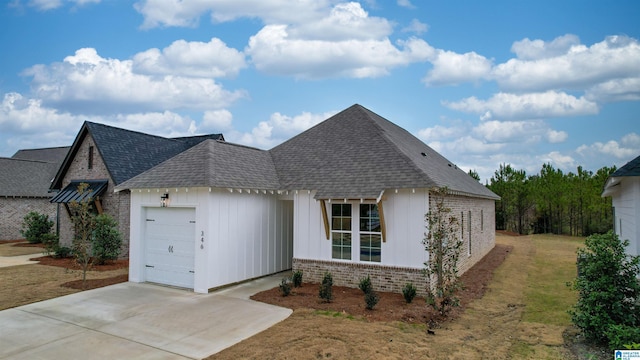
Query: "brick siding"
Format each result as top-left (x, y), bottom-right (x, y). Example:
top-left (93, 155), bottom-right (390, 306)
top-left (0, 197), bottom-right (57, 240)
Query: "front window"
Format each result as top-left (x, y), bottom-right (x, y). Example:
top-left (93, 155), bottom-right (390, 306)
top-left (331, 204), bottom-right (352, 260)
top-left (360, 204), bottom-right (381, 262)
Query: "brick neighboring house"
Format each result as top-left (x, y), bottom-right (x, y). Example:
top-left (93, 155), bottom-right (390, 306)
top-left (49, 121), bottom-right (223, 256)
top-left (116, 104), bottom-right (499, 294)
top-left (0, 147), bottom-right (69, 240)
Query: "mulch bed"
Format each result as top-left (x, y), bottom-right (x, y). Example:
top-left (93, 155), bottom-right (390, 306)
top-left (61, 274), bottom-right (130, 290)
top-left (252, 244), bottom-right (513, 324)
top-left (30, 255), bottom-right (129, 271)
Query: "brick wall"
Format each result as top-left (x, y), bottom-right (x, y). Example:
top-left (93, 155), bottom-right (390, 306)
top-left (292, 193), bottom-right (496, 296)
top-left (57, 134), bottom-right (130, 258)
top-left (0, 197), bottom-right (57, 240)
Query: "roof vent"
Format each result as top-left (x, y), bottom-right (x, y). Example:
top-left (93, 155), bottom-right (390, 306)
top-left (421, 152), bottom-right (427, 157)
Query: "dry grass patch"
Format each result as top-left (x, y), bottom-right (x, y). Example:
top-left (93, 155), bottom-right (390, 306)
top-left (0, 241), bottom-right (45, 257)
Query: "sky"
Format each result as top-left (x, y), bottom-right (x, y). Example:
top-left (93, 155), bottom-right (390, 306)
top-left (1, 0), bottom-right (639, 183)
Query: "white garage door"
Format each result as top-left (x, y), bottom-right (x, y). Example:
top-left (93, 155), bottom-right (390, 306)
top-left (144, 207), bottom-right (196, 289)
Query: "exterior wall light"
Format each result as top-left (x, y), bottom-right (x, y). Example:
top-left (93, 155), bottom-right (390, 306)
top-left (160, 193), bottom-right (169, 207)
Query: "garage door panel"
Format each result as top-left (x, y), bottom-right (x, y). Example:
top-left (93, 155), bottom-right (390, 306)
top-left (144, 208), bottom-right (195, 289)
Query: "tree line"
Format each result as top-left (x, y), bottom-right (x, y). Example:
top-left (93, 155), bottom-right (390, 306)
top-left (470, 163), bottom-right (615, 236)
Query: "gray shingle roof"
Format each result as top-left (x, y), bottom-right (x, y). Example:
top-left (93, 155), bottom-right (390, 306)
top-left (270, 104), bottom-right (499, 200)
top-left (51, 121), bottom-right (223, 189)
top-left (12, 146), bottom-right (70, 164)
top-left (611, 154), bottom-right (640, 177)
top-left (116, 140), bottom-right (280, 190)
top-left (0, 158), bottom-right (59, 197)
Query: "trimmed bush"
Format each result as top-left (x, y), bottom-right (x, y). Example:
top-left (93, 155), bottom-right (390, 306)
top-left (358, 275), bottom-right (373, 294)
top-left (292, 270), bottom-right (303, 288)
top-left (402, 283), bottom-right (417, 304)
top-left (20, 212), bottom-right (54, 244)
top-left (41, 233), bottom-right (60, 257)
top-left (279, 278), bottom-right (292, 297)
top-left (365, 291), bottom-right (379, 310)
top-left (319, 272), bottom-right (333, 303)
top-left (92, 214), bottom-right (122, 265)
top-left (55, 246), bottom-right (73, 259)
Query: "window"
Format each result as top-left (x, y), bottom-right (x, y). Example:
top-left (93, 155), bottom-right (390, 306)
top-left (468, 210), bottom-right (472, 256)
top-left (360, 204), bottom-right (381, 262)
top-left (481, 209), bottom-right (484, 231)
top-left (88, 146), bottom-right (94, 170)
top-left (460, 211), bottom-right (464, 240)
top-left (331, 204), bottom-right (352, 260)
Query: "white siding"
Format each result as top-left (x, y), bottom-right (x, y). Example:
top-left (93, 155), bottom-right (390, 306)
top-left (612, 177), bottom-right (640, 257)
top-left (292, 189), bottom-right (428, 269)
top-left (129, 188), bottom-right (293, 293)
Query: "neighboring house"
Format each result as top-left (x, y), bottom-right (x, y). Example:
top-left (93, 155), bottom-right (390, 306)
top-left (116, 104), bottom-right (499, 294)
top-left (0, 147), bottom-right (69, 240)
top-left (49, 122), bottom-right (223, 256)
top-left (602, 154), bottom-right (640, 257)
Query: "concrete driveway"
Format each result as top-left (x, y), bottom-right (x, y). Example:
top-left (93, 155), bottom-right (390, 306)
top-left (0, 274), bottom-right (292, 359)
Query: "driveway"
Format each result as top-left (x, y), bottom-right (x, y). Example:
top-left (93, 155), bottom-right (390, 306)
top-left (0, 274), bottom-right (292, 359)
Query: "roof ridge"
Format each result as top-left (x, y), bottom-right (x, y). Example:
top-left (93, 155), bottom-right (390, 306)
top-left (0, 157), bottom-right (51, 164)
top-left (85, 121), bottom-right (185, 144)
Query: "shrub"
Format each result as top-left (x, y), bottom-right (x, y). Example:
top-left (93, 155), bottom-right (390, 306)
top-left (292, 270), bottom-right (303, 288)
top-left (55, 246), bottom-right (73, 259)
top-left (358, 275), bottom-right (373, 294)
top-left (319, 272), bottom-right (333, 303)
top-left (20, 212), bottom-right (54, 244)
top-left (402, 283), bottom-right (417, 304)
top-left (365, 291), bottom-right (379, 310)
top-left (41, 233), bottom-right (60, 256)
top-left (605, 324), bottom-right (640, 350)
top-left (279, 278), bottom-right (292, 297)
top-left (92, 214), bottom-right (122, 265)
top-left (569, 231), bottom-right (640, 348)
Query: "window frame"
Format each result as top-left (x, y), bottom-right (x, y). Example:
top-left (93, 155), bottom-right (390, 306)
top-left (359, 203), bottom-right (382, 263)
top-left (331, 203), bottom-right (352, 260)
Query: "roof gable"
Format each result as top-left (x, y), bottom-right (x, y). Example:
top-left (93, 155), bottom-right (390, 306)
top-left (51, 121), bottom-right (223, 189)
top-left (270, 104), bottom-right (498, 199)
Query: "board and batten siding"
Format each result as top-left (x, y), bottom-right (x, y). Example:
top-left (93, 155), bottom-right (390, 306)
top-left (128, 187), bottom-right (293, 293)
top-left (612, 177), bottom-right (640, 257)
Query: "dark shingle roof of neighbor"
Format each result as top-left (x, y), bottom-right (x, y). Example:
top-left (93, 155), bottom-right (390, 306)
top-left (270, 104), bottom-right (499, 200)
top-left (117, 104), bottom-right (498, 200)
top-left (0, 158), bottom-right (59, 197)
top-left (116, 140), bottom-right (280, 190)
top-left (12, 146), bottom-right (70, 164)
top-left (611, 154), bottom-right (640, 177)
top-left (51, 121), bottom-right (224, 189)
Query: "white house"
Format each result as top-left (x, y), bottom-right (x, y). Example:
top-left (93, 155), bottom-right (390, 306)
top-left (602, 154), bottom-right (640, 257)
top-left (116, 104), bottom-right (499, 294)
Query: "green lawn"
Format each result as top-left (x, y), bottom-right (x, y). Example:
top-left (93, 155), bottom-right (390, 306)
top-left (523, 234), bottom-right (584, 326)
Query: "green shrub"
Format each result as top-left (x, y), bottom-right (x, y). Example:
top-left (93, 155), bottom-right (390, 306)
top-left (569, 231), bottom-right (640, 348)
top-left (279, 278), bottom-right (292, 296)
top-left (605, 324), bottom-right (640, 350)
top-left (365, 291), bottom-right (379, 310)
top-left (92, 214), bottom-right (122, 265)
top-left (402, 283), bottom-right (417, 303)
top-left (319, 272), bottom-right (333, 303)
top-left (358, 275), bottom-right (373, 294)
top-left (292, 270), bottom-right (303, 288)
top-left (20, 211), bottom-right (54, 244)
top-left (41, 233), bottom-right (59, 256)
top-left (55, 246), bottom-right (73, 259)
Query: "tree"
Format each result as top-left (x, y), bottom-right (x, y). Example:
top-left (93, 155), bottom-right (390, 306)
top-left (68, 183), bottom-right (97, 289)
top-left (92, 214), bottom-right (122, 265)
top-left (423, 187), bottom-right (462, 317)
top-left (468, 169), bottom-right (481, 182)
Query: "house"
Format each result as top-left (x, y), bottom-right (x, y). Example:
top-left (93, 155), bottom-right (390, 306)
top-left (0, 147), bottom-right (69, 240)
top-left (116, 104), bottom-right (499, 294)
top-left (602, 154), bottom-right (640, 257)
top-left (49, 122), bottom-right (223, 256)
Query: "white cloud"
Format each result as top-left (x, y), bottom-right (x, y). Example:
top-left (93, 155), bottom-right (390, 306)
top-left (12, 0), bottom-right (100, 11)
top-left (423, 50), bottom-right (492, 86)
top-left (444, 91), bottom-right (599, 120)
top-left (229, 110), bottom-right (336, 148)
top-left (493, 35), bottom-right (640, 93)
top-left (621, 132), bottom-right (640, 148)
top-left (585, 77), bottom-right (640, 102)
top-left (539, 151), bottom-right (576, 170)
top-left (402, 19), bottom-right (428, 35)
top-left (22, 48), bottom-right (245, 114)
top-left (201, 109), bottom-right (233, 131)
top-left (132, 38), bottom-right (246, 78)
top-left (417, 123), bottom-right (466, 142)
top-left (246, 25), bottom-right (433, 79)
top-left (397, 0), bottom-right (415, 9)
top-left (134, 0), bottom-right (329, 29)
top-left (577, 135), bottom-right (640, 160)
top-left (546, 129), bottom-right (568, 143)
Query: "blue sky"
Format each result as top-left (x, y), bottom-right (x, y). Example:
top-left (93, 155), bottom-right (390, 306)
top-left (1, 0), bottom-right (638, 182)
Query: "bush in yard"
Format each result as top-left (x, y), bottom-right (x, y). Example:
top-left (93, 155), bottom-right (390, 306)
top-left (402, 283), bottom-right (417, 304)
top-left (319, 272), bottom-right (333, 303)
top-left (92, 214), bottom-right (122, 265)
top-left (569, 231), bottom-right (640, 349)
top-left (55, 246), bottom-right (73, 259)
top-left (365, 291), bottom-right (379, 310)
top-left (358, 275), bottom-right (373, 294)
top-left (20, 211), bottom-right (54, 244)
top-left (292, 270), bottom-right (303, 288)
top-left (41, 233), bottom-right (59, 256)
top-left (279, 278), bottom-right (292, 296)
